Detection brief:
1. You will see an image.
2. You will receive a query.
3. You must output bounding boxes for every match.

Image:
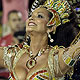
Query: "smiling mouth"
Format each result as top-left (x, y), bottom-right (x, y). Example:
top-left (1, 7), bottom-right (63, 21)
top-left (28, 22), bottom-right (37, 26)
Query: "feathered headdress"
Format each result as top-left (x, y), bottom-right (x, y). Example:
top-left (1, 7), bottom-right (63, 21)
top-left (30, 0), bottom-right (72, 27)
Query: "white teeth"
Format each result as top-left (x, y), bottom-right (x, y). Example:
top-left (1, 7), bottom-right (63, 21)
top-left (29, 22), bottom-right (35, 26)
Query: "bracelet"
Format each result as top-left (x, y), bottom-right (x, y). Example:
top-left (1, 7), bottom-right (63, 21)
top-left (72, 47), bottom-right (80, 59)
top-left (63, 54), bottom-right (75, 67)
top-left (63, 46), bottom-right (80, 67)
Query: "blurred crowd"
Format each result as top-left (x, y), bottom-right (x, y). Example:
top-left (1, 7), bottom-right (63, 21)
top-left (0, 0), bottom-right (30, 47)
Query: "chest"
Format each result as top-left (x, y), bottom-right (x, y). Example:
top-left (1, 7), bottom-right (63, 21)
top-left (14, 52), bottom-right (49, 80)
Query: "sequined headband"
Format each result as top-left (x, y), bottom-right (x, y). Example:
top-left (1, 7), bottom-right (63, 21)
top-left (30, 0), bottom-right (72, 27)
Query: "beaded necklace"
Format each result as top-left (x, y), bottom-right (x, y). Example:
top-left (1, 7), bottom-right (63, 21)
top-left (26, 46), bottom-right (49, 69)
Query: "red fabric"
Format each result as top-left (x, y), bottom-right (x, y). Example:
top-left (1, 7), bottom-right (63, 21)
top-left (0, 72), bottom-right (9, 78)
top-left (2, 0), bottom-right (29, 24)
top-left (0, 34), bottom-right (13, 46)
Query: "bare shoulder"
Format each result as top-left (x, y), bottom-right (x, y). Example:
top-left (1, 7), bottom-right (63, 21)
top-left (0, 47), bottom-right (4, 59)
top-left (0, 42), bottom-right (29, 69)
top-left (0, 47), bottom-right (3, 50)
top-left (0, 47), bottom-right (5, 68)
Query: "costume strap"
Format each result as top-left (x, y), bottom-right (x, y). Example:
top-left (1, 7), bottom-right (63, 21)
top-left (48, 46), bottom-right (64, 80)
top-left (70, 31), bottom-right (80, 46)
top-left (3, 42), bottom-right (29, 80)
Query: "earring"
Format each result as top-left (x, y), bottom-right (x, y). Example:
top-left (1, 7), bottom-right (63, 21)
top-left (53, 31), bottom-right (56, 34)
top-left (48, 33), bottom-right (54, 43)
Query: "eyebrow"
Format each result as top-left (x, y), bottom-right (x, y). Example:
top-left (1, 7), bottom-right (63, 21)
top-left (37, 12), bottom-right (46, 16)
top-left (37, 12), bottom-right (44, 14)
top-left (30, 11), bottom-right (45, 17)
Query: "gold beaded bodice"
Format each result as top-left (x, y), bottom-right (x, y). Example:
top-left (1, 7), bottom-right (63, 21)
top-left (3, 42), bottom-right (64, 80)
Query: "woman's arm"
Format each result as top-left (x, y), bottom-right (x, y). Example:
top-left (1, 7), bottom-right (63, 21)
top-left (59, 40), bottom-right (80, 75)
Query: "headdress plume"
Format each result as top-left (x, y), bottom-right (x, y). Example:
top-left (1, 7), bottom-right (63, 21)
top-left (30, 0), bottom-right (72, 27)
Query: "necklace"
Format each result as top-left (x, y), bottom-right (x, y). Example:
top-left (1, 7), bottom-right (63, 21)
top-left (26, 46), bottom-right (49, 69)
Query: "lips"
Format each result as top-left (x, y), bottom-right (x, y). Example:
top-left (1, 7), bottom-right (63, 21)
top-left (28, 22), bottom-right (36, 26)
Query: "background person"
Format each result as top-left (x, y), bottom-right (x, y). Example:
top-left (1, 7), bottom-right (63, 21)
top-left (0, 10), bottom-right (26, 47)
top-left (2, 0), bottom-right (28, 24)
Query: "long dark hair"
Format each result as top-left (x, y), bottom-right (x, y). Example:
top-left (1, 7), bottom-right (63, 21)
top-left (48, 9), bottom-right (80, 47)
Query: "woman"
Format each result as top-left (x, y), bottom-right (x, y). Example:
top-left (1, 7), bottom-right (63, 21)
top-left (0, 0), bottom-right (80, 80)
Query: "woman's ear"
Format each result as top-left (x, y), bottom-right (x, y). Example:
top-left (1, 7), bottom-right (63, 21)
top-left (47, 25), bottom-right (56, 33)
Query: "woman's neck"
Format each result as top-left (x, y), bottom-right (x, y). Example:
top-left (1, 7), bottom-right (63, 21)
top-left (30, 33), bottom-right (48, 55)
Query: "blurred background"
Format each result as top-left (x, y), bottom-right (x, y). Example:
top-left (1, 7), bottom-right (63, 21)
top-left (0, 0), bottom-right (80, 80)
top-left (0, 0), bottom-right (35, 47)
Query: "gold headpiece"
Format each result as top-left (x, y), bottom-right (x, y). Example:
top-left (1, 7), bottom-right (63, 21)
top-left (31, 0), bottom-right (72, 27)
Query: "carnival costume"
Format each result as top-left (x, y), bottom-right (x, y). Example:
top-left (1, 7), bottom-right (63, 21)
top-left (3, 0), bottom-right (80, 80)
top-left (3, 42), bottom-right (65, 80)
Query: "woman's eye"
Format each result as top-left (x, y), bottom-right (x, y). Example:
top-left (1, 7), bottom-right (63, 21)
top-left (37, 14), bottom-right (43, 18)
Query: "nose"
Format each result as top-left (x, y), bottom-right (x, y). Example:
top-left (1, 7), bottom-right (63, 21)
top-left (29, 16), bottom-right (34, 21)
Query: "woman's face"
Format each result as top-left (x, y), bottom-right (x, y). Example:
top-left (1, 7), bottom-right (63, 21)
top-left (26, 8), bottom-right (50, 34)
